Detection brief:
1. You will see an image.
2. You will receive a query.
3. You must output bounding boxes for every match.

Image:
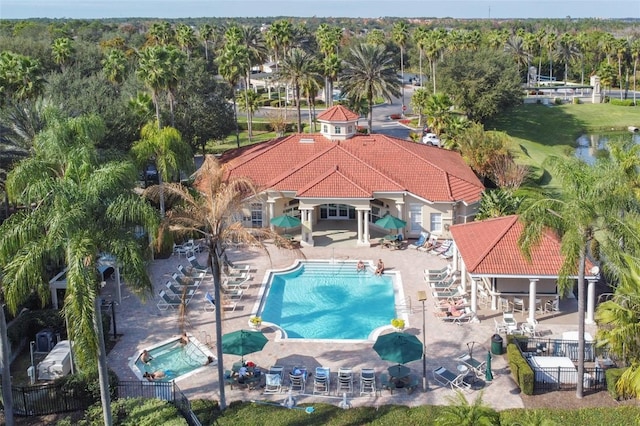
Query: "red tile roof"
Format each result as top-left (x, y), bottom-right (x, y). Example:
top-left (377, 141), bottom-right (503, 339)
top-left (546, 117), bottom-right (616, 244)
top-left (450, 215), bottom-right (594, 276)
top-left (217, 132), bottom-right (483, 203)
top-left (316, 105), bottom-right (360, 122)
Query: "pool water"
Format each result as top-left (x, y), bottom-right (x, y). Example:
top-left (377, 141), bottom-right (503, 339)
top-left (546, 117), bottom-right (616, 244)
top-left (259, 261), bottom-right (398, 340)
top-left (134, 339), bottom-right (210, 382)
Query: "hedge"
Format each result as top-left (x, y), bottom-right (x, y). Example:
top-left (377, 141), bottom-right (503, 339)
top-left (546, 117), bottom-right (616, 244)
top-left (606, 367), bottom-right (629, 400)
top-left (507, 342), bottom-right (534, 395)
top-left (609, 98), bottom-right (636, 106)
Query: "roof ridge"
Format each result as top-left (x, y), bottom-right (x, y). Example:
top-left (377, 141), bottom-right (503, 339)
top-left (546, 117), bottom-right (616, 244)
top-left (297, 165), bottom-right (371, 197)
top-left (265, 142), bottom-right (337, 187)
top-left (467, 215), bottom-right (519, 271)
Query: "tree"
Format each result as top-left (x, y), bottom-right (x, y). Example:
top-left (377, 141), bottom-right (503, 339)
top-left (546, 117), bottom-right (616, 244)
top-left (424, 93), bottom-right (454, 136)
top-left (237, 89), bottom-right (262, 136)
top-left (175, 23), bottom-right (197, 59)
top-left (556, 33), bottom-right (581, 85)
top-left (392, 21), bottom-right (410, 114)
top-left (518, 156), bottom-right (640, 398)
top-left (136, 45), bottom-right (170, 127)
top-left (198, 24), bottom-right (214, 63)
top-left (410, 87), bottom-right (431, 128)
top-left (102, 48), bottom-right (128, 86)
top-left (237, 25), bottom-right (267, 141)
top-left (216, 43), bottom-right (249, 148)
top-left (51, 37), bottom-right (74, 72)
top-left (438, 48), bottom-right (522, 123)
top-left (0, 51), bottom-right (45, 104)
top-left (339, 43), bottom-right (401, 134)
top-left (143, 157), bottom-right (286, 411)
top-left (315, 23), bottom-right (342, 106)
top-left (279, 48), bottom-right (320, 133)
top-left (595, 256), bottom-right (640, 399)
top-left (505, 35), bottom-right (529, 82)
top-left (0, 114), bottom-right (159, 426)
top-left (449, 122), bottom-right (511, 179)
top-left (413, 26), bottom-right (429, 88)
top-left (132, 122), bottom-right (193, 217)
top-left (147, 21), bottom-right (174, 46)
top-left (630, 38), bottom-right (640, 104)
top-left (435, 391), bottom-right (499, 426)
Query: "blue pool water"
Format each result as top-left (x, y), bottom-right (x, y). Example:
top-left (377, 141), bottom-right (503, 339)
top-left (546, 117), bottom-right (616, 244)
top-left (259, 261), bottom-right (398, 340)
top-left (133, 338), bottom-right (210, 382)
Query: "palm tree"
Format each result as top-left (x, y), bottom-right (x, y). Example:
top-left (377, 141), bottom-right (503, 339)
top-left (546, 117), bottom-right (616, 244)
top-left (279, 48), bottom-right (320, 133)
top-left (163, 46), bottom-right (186, 128)
top-left (175, 23), bottom-right (197, 59)
top-left (238, 25), bottom-right (267, 142)
top-left (544, 30), bottom-right (558, 82)
top-left (614, 38), bottom-right (629, 99)
top-left (236, 89), bottom-right (262, 137)
top-left (51, 37), bottom-right (74, 72)
top-left (505, 35), bottom-right (529, 82)
top-left (217, 43), bottom-right (249, 148)
top-left (392, 21), bottom-right (410, 115)
top-left (136, 45), bottom-right (170, 127)
top-left (300, 69), bottom-right (323, 132)
top-left (630, 38), bottom-right (640, 104)
top-left (143, 157), bottom-right (286, 411)
top-left (265, 20), bottom-right (294, 109)
top-left (0, 51), bottom-right (45, 104)
top-left (0, 114), bottom-right (159, 426)
top-left (132, 121), bottom-right (193, 218)
top-left (147, 21), bottom-right (174, 46)
top-left (102, 48), bottom-right (128, 86)
top-left (198, 24), bottom-right (214, 63)
top-left (596, 256), bottom-right (640, 398)
top-left (315, 23), bottom-right (342, 106)
top-left (322, 53), bottom-right (341, 107)
top-left (339, 43), bottom-right (401, 134)
top-left (413, 26), bottom-right (428, 87)
top-left (556, 33), bottom-right (581, 85)
top-left (424, 93), bottom-right (453, 136)
top-left (518, 156), bottom-right (640, 398)
top-left (435, 391), bottom-right (499, 426)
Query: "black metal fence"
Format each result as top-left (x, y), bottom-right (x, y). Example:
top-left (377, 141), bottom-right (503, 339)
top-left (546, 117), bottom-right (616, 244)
top-left (515, 337), bottom-right (609, 362)
top-left (530, 366), bottom-right (607, 393)
top-left (10, 380), bottom-right (201, 426)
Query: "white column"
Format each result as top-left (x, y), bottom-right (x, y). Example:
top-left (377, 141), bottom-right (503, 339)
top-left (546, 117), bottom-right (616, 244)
top-left (357, 209), bottom-right (363, 244)
top-left (460, 259), bottom-right (467, 292)
top-left (363, 209), bottom-right (370, 244)
top-left (452, 244), bottom-right (459, 271)
top-left (490, 278), bottom-right (497, 311)
top-left (396, 201), bottom-right (404, 236)
top-left (470, 278), bottom-right (478, 316)
top-left (268, 201), bottom-right (275, 230)
top-left (306, 209), bottom-right (314, 246)
top-left (528, 279), bottom-right (538, 322)
top-left (586, 279), bottom-right (596, 324)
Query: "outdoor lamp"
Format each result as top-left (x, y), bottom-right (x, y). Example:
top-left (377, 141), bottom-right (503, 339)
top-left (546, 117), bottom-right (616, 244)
top-left (417, 290), bottom-right (428, 391)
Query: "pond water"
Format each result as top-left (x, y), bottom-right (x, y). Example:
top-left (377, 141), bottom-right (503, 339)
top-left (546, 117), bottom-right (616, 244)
top-left (575, 131), bottom-right (640, 164)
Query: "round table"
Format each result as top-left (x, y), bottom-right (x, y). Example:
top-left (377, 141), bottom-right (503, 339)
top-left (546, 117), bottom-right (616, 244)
top-left (457, 365), bottom-right (469, 376)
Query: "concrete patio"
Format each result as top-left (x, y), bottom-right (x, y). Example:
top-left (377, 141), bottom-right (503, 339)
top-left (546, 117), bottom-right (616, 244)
top-left (103, 221), bottom-right (593, 410)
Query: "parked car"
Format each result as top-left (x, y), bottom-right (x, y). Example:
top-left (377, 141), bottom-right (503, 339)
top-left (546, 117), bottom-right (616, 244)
top-left (421, 133), bottom-right (441, 147)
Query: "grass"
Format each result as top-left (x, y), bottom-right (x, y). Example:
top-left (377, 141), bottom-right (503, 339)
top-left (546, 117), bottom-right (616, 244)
top-left (486, 103), bottom-right (640, 185)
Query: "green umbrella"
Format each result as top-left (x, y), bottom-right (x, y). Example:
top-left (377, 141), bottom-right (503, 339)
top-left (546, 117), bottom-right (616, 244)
top-left (221, 329), bottom-right (268, 363)
top-left (375, 214), bottom-right (407, 230)
top-left (270, 214), bottom-right (302, 228)
top-left (485, 350), bottom-right (493, 382)
top-left (373, 332), bottom-right (423, 365)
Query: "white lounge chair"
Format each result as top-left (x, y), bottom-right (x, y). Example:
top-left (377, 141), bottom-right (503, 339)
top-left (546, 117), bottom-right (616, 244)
top-left (313, 367), bottom-right (331, 395)
top-left (456, 353), bottom-right (487, 378)
top-left (407, 232), bottom-right (430, 250)
top-left (264, 373), bottom-right (283, 394)
top-left (157, 290), bottom-right (187, 310)
top-left (359, 368), bottom-right (377, 396)
top-left (203, 291), bottom-right (237, 312)
top-left (439, 307), bottom-right (474, 325)
top-left (188, 256), bottom-right (208, 273)
top-left (164, 281), bottom-right (196, 300)
top-left (289, 369), bottom-right (306, 392)
top-left (336, 367), bottom-right (354, 395)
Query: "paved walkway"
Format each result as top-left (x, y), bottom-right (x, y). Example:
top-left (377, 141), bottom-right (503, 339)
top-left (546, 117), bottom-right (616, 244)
top-left (104, 224), bottom-right (595, 410)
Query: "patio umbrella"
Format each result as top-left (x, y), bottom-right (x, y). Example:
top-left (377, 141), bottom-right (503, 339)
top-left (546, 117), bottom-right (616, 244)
top-left (485, 350), bottom-right (493, 382)
top-left (270, 214), bottom-right (302, 235)
top-left (221, 329), bottom-right (268, 363)
top-left (373, 332), bottom-right (423, 365)
top-left (375, 214), bottom-right (407, 232)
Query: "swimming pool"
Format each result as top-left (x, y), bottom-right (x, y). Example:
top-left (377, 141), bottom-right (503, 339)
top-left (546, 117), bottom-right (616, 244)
top-left (130, 335), bottom-right (215, 382)
top-left (254, 260), bottom-right (406, 342)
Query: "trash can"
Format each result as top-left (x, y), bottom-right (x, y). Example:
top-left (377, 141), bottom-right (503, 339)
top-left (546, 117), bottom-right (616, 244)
top-left (491, 334), bottom-right (503, 355)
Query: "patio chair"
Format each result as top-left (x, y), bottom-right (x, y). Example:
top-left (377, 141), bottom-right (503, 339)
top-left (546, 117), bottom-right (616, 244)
top-left (439, 307), bottom-right (474, 325)
top-left (408, 232), bottom-right (430, 250)
top-left (336, 367), bottom-right (354, 395)
top-left (264, 373), bottom-right (283, 394)
top-left (521, 318), bottom-right (541, 337)
top-left (428, 239), bottom-right (453, 255)
top-left (424, 264), bottom-right (451, 276)
top-left (221, 284), bottom-right (243, 300)
top-left (503, 311), bottom-right (518, 333)
top-left (164, 281), bottom-right (196, 300)
top-left (433, 366), bottom-right (471, 392)
top-left (177, 264), bottom-right (207, 280)
top-left (313, 367), bottom-right (331, 395)
top-left (428, 274), bottom-right (458, 290)
top-left (494, 318), bottom-right (508, 334)
top-left (424, 268), bottom-right (452, 283)
top-left (456, 353), bottom-right (486, 378)
top-left (439, 244), bottom-right (455, 260)
top-left (223, 274), bottom-right (252, 290)
top-left (157, 290), bottom-right (187, 310)
top-left (417, 235), bottom-right (439, 252)
top-left (173, 243), bottom-right (189, 258)
top-left (288, 369), bottom-right (306, 392)
top-left (171, 273), bottom-right (201, 289)
top-left (359, 368), bottom-right (377, 396)
top-left (431, 285), bottom-right (465, 300)
top-left (378, 373), bottom-right (396, 394)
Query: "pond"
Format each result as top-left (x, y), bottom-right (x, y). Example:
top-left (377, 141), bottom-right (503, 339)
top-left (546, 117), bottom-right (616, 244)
top-left (575, 131), bottom-right (640, 164)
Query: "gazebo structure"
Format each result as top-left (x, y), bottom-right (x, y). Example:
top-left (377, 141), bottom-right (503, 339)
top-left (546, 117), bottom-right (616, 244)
top-left (450, 215), bottom-right (599, 323)
top-left (201, 105), bottom-right (484, 247)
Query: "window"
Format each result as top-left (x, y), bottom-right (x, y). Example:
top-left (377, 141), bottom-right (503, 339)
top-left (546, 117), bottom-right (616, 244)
top-left (347, 126), bottom-right (353, 133)
top-left (323, 124), bottom-right (328, 133)
top-left (409, 204), bottom-right (422, 233)
top-left (430, 213), bottom-right (442, 233)
top-left (334, 126), bottom-right (341, 134)
top-left (250, 203), bottom-right (263, 228)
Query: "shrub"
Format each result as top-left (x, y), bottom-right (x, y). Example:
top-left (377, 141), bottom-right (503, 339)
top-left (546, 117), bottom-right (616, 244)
top-left (554, 97), bottom-right (563, 105)
top-left (191, 399), bottom-right (220, 425)
top-left (606, 367), bottom-right (629, 400)
top-left (506, 342), bottom-right (534, 395)
top-left (80, 397), bottom-right (188, 425)
top-left (573, 97), bottom-right (581, 104)
top-left (610, 98), bottom-right (635, 106)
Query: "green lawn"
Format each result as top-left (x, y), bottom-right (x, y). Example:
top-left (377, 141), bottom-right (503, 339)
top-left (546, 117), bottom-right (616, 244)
top-left (486, 103), bottom-right (640, 185)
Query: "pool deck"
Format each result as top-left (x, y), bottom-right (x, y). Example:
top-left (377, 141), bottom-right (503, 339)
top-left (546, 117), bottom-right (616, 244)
top-left (104, 221), bottom-right (594, 410)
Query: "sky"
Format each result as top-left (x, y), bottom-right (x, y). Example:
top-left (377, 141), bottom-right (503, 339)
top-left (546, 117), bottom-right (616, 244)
top-left (2, 0), bottom-right (640, 20)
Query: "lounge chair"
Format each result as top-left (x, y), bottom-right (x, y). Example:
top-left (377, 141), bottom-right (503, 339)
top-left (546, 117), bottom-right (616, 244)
top-left (188, 256), bottom-right (208, 273)
top-left (203, 291), bottom-right (237, 312)
top-left (313, 367), bottom-right (331, 395)
top-left (177, 264), bottom-right (207, 280)
top-left (433, 366), bottom-right (471, 392)
top-left (428, 239), bottom-right (453, 255)
top-left (439, 244), bottom-right (455, 260)
top-left (173, 243), bottom-right (189, 258)
top-left (164, 281), bottom-right (196, 299)
top-left (171, 273), bottom-right (201, 289)
top-left (424, 264), bottom-right (452, 276)
top-left (221, 284), bottom-right (244, 300)
top-left (223, 274), bottom-right (252, 290)
top-left (417, 235), bottom-right (439, 252)
top-left (431, 285), bottom-right (465, 300)
top-left (428, 274), bottom-right (458, 290)
top-left (439, 307), bottom-right (474, 325)
top-left (359, 368), bottom-right (377, 396)
top-left (336, 367), bottom-right (354, 395)
top-left (407, 231), bottom-right (430, 250)
top-left (456, 353), bottom-right (487, 378)
top-left (424, 268), bottom-right (451, 283)
top-left (157, 290), bottom-right (187, 310)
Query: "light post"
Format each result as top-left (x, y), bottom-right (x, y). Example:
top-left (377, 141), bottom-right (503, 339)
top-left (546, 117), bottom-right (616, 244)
top-left (417, 290), bottom-right (428, 391)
